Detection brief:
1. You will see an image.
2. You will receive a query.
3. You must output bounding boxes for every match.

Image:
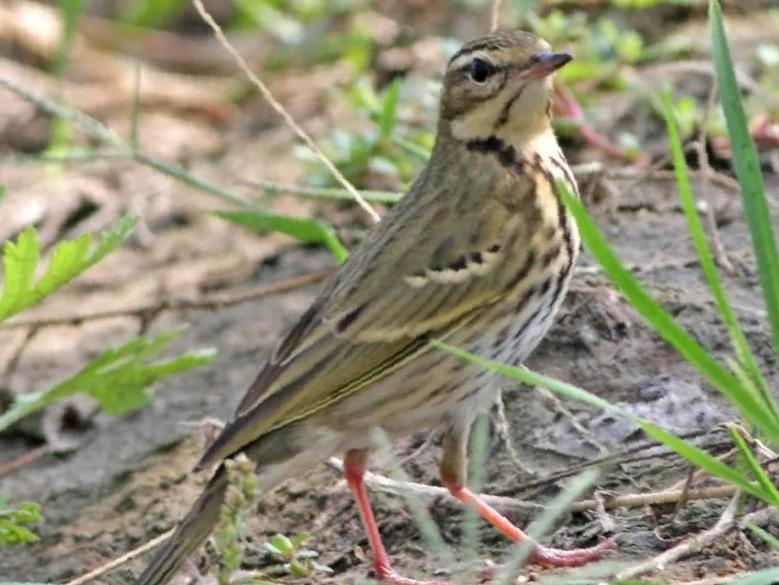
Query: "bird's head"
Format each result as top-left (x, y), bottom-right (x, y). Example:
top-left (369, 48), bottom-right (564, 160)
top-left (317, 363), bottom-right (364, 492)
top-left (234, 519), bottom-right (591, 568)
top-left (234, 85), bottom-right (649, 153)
top-left (439, 30), bottom-right (571, 143)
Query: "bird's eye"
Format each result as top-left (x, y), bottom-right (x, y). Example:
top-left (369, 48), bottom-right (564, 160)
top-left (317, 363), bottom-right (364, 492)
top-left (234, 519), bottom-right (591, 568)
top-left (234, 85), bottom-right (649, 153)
top-left (468, 58), bottom-right (493, 83)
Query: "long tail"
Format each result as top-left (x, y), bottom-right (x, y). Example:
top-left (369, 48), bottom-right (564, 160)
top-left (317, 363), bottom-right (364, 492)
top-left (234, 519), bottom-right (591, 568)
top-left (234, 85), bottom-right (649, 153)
top-left (135, 465), bottom-right (228, 585)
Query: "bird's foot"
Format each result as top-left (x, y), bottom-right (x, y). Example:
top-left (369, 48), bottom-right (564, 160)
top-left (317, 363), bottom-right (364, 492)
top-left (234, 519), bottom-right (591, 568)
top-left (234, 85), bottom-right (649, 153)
top-left (377, 570), bottom-right (452, 585)
top-left (529, 535), bottom-right (618, 568)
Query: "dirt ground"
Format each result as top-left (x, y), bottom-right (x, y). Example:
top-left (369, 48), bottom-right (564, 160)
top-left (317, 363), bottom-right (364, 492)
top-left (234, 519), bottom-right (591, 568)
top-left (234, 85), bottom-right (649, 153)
top-left (1, 1), bottom-right (779, 584)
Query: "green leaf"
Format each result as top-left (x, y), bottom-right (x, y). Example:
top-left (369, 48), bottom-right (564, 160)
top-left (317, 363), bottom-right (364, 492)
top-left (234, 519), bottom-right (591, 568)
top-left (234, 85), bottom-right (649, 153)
top-left (392, 136), bottom-right (432, 161)
top-left (216, 210), bottom-right (348, 264)
top-left (378, 79), bottom-right (401, 139)
top-left (269, 533), bottom-right (294, 556)
top-left (0, 215), bottom-right (137, 322)
top-left (660, 89), bottom-right (779, 421)
top-left (728, 566), bottom-right (779, 585)
top-left (710, 0), bottom-right (779, 361)
top-left (559, 184), bottom-right (779, 448)
top-left (121, 0), bottom-right (188, 28)
top-left (744, 522), bottom-right (779, 551)
top-left (433, 340), bottom-right (778, 505)
top-left (291, 532), bottom-right (310, 547)
top-left (0, 326), bottom-right (215, 431)
top-left (729, 425), bottom-right (779, 506)
top-left (0, 498), bottom-right (43, 546)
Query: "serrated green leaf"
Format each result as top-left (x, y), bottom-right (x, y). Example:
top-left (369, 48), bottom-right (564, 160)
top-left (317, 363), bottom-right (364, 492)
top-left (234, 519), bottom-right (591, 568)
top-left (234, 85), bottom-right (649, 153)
top-left (0, 229), bottom-right (38, 320)
top-left (216, 210), bottom-right (348, 263)
top-left (0, 499), bottom-right (42, 546)
top-left (0, 327), bottom-right (215, 431)
top-left (0, 215), bottom-right (137, 322)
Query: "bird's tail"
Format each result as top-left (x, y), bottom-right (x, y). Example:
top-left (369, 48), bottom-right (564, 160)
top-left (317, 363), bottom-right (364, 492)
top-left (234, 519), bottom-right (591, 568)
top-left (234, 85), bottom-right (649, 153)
top-left (135, 465), bottom-right (228, 585)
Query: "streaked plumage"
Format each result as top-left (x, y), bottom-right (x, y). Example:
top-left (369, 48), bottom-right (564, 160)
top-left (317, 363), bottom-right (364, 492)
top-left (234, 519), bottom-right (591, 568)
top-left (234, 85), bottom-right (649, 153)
top-left (136, 30), bottom-right (612, 585)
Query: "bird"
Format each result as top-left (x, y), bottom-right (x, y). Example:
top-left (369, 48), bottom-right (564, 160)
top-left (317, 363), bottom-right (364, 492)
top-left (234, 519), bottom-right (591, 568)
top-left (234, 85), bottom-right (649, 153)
top-left (135, 29), bottom-right (615, 585)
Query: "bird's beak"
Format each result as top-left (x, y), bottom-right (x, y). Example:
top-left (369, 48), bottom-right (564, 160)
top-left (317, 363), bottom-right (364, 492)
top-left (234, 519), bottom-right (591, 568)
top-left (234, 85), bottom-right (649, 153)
top-left (524, 52), bottom-right (572, 79)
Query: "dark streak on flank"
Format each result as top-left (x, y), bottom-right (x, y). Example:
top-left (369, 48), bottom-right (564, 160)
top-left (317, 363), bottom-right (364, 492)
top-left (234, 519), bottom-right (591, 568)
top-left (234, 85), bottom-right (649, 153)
top-left (550, 156), bottom-right (577, 197)
top-left (541, 243), bottom-right (561, 267)
top-left (513, 303), bottom-right (544, 341)
top-left (548, 257), bottom-right (574, 319)
top-left (538, 161), bottom-right (574, 265)
top-left (493, 323), bottom-right (512, 350)
top-left (336, 304), bottom-right (364, 332)
top-left (506, 249), bottom-right (536, 291)
top-left (514, 285), bottom-right (535, 314)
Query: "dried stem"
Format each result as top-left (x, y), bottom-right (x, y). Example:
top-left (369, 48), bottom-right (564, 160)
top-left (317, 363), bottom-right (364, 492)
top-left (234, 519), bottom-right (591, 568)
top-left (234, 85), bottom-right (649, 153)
top-left (64, 529), bottom-right (174, 585)
top-left (1, 271), bottom-right (330, 330)
top-left (696, 84), bottom-right (735, 274)
top-left (611, 492), bottom-right (761, 580)
top-left (327, 456), bottom-right (748, 513)
top-left (191, 0), bottom-right (380, 225)
top-left (490, 0), bottom-right (503, 32)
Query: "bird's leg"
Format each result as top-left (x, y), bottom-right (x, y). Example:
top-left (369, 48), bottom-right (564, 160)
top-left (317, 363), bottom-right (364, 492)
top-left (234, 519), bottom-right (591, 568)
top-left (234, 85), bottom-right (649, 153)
top-left (439, 427), bottom-right (616, 569)
top-left (343, 449), bottom-right (451, 585)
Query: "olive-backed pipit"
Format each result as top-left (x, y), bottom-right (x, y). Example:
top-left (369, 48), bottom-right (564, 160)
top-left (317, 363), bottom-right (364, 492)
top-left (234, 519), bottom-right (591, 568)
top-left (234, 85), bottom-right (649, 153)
top-left (136, 30), bottom-right (614, 585)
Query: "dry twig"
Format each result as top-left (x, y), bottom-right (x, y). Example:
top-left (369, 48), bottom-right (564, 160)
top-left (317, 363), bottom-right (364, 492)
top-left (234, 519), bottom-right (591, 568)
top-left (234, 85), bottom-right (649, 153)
top-left (0, 444), bottom-right (50, 480)
top-left (1, 271), bottom-right (331, 330)
top-left (610, 495), bottom-right (779, 581)
top-left (326, 457), bottom-right (748, 514)
top-left (191, 0), bottom-right (380, 225)
top-left (490, 0), bottom-right (503, 32)
top-left (64, 529), bottom-right (174, 585)
top-left (696, 84), bottom-right (735, 274)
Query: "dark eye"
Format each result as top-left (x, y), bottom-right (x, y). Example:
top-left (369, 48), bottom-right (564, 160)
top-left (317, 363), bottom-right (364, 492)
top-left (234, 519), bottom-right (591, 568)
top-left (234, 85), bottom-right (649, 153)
top-left (468, 58), bottom-right (493, 83)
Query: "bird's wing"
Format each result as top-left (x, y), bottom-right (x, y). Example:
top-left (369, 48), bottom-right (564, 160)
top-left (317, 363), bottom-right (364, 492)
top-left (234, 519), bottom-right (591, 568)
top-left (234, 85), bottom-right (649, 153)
top-left (197, 168), bottom-right (538, 470)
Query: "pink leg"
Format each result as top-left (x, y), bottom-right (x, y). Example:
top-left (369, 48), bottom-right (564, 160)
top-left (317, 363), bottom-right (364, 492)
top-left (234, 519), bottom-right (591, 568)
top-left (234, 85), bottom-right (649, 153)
top-left (343, 450), bottom-right (452, 585)
top-left (444, 482), bottom-right (616, 568)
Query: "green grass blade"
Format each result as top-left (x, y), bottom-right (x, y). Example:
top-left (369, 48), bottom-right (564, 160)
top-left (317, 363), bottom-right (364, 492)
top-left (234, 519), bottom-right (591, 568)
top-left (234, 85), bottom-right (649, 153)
top-left (728, 425), bottom-right (779, 506)
top-left (253, 180), bottom-right (402, 205)
top-left (433, 341), bottom-right (776, 505)
top-left (216, 210), bottom-right (348, 263)
top-left (559, 186), bottom-right (779, 446)
top-left (744, 522), bottom-right (779, 551)
top-left (660, 89), bottom-right (778, 420)
top-left (728, 566), bottom-right (779, 585)
top-left (710, 0), bottom-right (779, 360)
